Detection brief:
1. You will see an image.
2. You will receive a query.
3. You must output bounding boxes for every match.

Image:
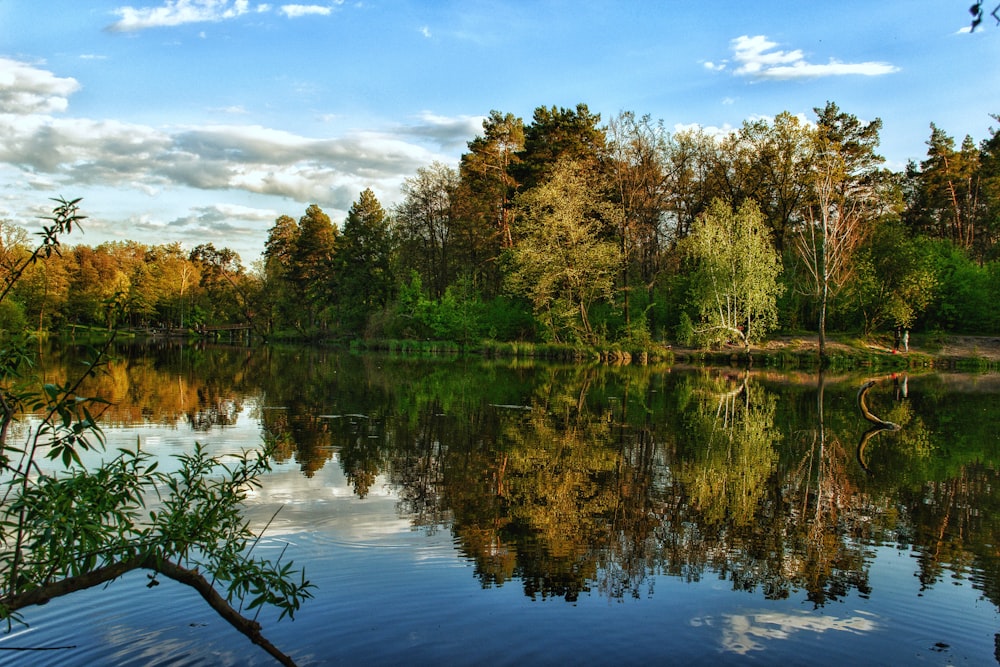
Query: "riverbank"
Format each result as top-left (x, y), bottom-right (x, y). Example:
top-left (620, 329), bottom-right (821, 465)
top-left (356, 333), bottom-right (1000, 371)
top-left (670, 333), bottom-right (1000, 371)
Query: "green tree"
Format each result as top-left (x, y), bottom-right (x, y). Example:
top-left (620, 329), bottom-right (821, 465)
top-left (661, 126), bottom-right (720, 245)
top-left (978, 116), bottom-right (1000, 260)
top-left (458, 110), bottom-right (524, 246)
top-left (795, 103), bottom-right (887, 357)
top-left (507, 159), bottom-right (621, 343)
top-left (604, 111), bottom-right (673, 329)
top-left (393, 162), bottom-right (459, 299)
top-left (335, 188), bottom-right (393, 335)
top-left (262, 214), bottom-right (301, 332)
top-left (290, 205), bottom-right (337, 330)
top-left (515, 103), bottom-right (605, 191)
top-left (907, 124), bottom-right (983, 252)
top-left (15, 251), bottom-right (71, 332)
top-left (453, 110), bottom-right (525, 295)
top-left (685, 199), bottom-right (783, 353)
top-left (843, 220), bottom-right (938, 333)
top-left (189, 243), bottom-right (249, 325)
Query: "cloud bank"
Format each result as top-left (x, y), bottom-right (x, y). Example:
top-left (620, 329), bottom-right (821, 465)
top-left (0, 57), bottom-right (481, 258)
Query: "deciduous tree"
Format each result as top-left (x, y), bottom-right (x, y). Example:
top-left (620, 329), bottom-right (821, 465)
top-left (685, 198), bottom-right (783, 354)
top-left (507, 159), bottom-right (621, 343)
top-left (795, 103), bottom-right (887, 357)
top-left (394, 162), bottom-right (459, 299)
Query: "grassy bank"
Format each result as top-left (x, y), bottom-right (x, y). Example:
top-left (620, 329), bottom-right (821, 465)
top-left (352, 333), bottom-right (1000, 372)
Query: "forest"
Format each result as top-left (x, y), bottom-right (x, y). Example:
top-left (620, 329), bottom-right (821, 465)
top-left (3, 101), bottom-right (1000, 353)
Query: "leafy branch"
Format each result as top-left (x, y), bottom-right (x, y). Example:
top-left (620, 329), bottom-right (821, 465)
top-left (0, 198), bottom-right (311, 665)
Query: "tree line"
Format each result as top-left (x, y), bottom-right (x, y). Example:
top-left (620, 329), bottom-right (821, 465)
top-left (4, 101), bottom-right (1000, 351)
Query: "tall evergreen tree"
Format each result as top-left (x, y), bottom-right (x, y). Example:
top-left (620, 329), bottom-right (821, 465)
top-left (458, 110), bottom-right (524, 249)
top-left (515, 103), bottom-right (605, 191)
top-left (262, 214), bottom-right (300, 331)
top-left (335, 189), bottom-right (393, 335)
top-left (291, 205), bottom-right (337, 329)
top-left (908, 124), bottom-right (983, 251)
top-left (452, 111), bottom-right (525, 296)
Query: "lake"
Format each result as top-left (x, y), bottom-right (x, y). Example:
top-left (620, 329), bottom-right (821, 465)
top-left (2, 341), bottom-right (999, 666)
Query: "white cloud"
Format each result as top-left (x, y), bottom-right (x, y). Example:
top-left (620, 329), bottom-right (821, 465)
top-left (279, 4), bottom-right (333, 18)
top-left (0, 58), bottom-right (81, 114)
top-left (103, 0), bottom-right (345, 25)
top-left (420, 25), bottom-right (431, 38)
top-left (0, 102), bottom-right (462, 205)
top-left (726, 35), bottom-right (899, 80)
top-left (211, 105), bottom-right (249, 114)
top-left (107, 0), bottom-right (260, 32)
top-left (673, 121), bottom-right (736, 139)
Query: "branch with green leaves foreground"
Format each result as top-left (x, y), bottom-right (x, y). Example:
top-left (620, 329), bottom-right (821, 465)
top-left (0, 198), bottom-right (312, 666)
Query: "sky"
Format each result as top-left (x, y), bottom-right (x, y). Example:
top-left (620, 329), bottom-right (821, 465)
top-left (1, 1), bottom-right (999, 264)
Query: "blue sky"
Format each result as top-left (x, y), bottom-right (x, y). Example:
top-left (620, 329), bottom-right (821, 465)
top-left (1, 1), bottom-right (998, 263)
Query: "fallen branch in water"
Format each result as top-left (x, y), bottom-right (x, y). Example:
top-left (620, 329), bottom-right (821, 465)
top-left (857, 380), bottom-right (899, 429)
top-left (856, 380), bottom-right (901, 474)
top-left (0, 554), bottom-right (297, 667)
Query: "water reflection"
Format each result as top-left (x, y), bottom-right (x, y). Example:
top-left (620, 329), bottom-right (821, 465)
top-left (36, 343), bottom-right (1000, 652)
top-left (701, 610), bottom-right (879, 655)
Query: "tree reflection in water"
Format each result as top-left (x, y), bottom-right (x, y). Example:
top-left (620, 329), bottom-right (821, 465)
top-left (41, 343), bottom-right (1000, 618)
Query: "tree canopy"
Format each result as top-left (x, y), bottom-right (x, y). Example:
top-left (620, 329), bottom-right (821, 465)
top-left (12, 100), bottom-right (1000, 355)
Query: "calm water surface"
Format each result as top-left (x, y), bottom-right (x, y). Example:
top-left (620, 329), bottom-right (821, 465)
top-left (2, 341), bottom-right (999, 666)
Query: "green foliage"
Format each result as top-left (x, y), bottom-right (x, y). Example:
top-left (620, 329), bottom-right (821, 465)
top-left (0, 300), bottom-right (26, 333)
top-left (841, 220), bottom-right (939, 332)
top-left (507, 159), bottom-right (621, 344)
top-left (0, 199), bottom-right (309, 663)
top-left (685, 198), bottom-right (783, 351)
top-left (15, 105), bottom-right (1000, 349)
top-left (480, 296), bottom-right (535, 341)
top-left (675, 311), bottom-right (695, 347)
top-left (335, 189), bottom-right (393, 336)
top-left (393, 162), bottom-right (460, 299)
top-left (921, 239), bottom-right (1000, 333)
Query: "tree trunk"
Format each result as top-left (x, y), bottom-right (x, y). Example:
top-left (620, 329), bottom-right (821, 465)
top-left (818, 281), bottom-right (828, 358)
